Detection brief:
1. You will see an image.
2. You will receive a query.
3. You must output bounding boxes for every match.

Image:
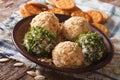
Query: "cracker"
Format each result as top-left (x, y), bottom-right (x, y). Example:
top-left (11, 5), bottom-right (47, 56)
top-left (65, 6), bottom-right (82, 14)
top-left (48, 8), bottom-right (69, 15)
top-left (24, 3), bottom-right (42, 14)
top-left (92, 23), bottom-right (109, 35)
top-left (87, 10), bottom-right (103, 23)
top-left (19, 8), bottom-right (32, 18)
top-left (71, 10), bottom-right (92, 22)
top-left (100, 11), bottom-right (109, 23)
top-left (45, 0), bottom-right (56, 6)
top-left (55, 0), bottom-right (75, 10)
top-left (27, 2), bottom-right (48, 11)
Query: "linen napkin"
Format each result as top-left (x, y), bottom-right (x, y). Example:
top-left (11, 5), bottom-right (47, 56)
top-left (0, 0), bottom-right (120, 79)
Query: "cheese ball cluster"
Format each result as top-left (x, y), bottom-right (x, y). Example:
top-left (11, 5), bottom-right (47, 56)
top-left (24, 11), bottom-right (107, 69)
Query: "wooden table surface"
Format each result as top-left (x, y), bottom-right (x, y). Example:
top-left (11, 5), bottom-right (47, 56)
top-left (0, 0), bottom-right (120, 80)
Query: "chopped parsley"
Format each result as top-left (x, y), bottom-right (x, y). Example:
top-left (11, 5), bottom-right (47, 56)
top-left (76, 32), bottom-right (107, 62)
top-left (23, 26), bottom-right (57, 58)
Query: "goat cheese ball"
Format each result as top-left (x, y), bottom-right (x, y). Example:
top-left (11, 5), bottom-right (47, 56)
top-left (52, 41), bottom-right (84, 68)
top-left (63, 17), bottom-right (91, 41)
top-left (30, 11), bottom-right (60, 35)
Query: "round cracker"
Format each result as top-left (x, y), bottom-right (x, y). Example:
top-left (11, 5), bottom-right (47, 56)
top-left (55, 0), bottom-right (75, 10)
top-left (71, 10), bottom-right (92, 22)
top-left (100, 11), bottom-right (109, 23)
top-left (45, 0), bottom-right (56, 6)
top-left (19, 8), bottom-right (32, 18)
top-left (65, 6), bottom-right (82, 14)
top-left (24, 3), bottom-right (42, 14)
top-left (93, 23), bottom-right (109, 35)
top-left (27, 2), bottom-right (48, 11)
top-left (87, 10), bottom-right (103, 23)
top-left (48, 8), bottom-right (69, 15)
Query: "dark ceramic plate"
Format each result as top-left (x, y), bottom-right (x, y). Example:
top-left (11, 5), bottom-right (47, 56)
top-left (12, 14), bottom-right (114, 73)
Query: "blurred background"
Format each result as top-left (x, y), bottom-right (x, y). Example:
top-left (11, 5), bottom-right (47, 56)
top-left (0, 0), bottom-right (120, 22)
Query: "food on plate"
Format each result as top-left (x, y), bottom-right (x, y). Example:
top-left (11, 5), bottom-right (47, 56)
top-left (52, 41), bottom-right (84, 68)
top-left (87, 10), bottom-right (103, 23)
top-left (55, 0), bottom-right (75, 10)
top-left (63, 17), bottom-right (91, 41)
top-left (71, 10), bottom-right (92, 22)
top-left (48, 8), bottom-right (69, 15)
top-left (76, 32), bottom-right (107, 62)
top-left (30, 11), bottom-right (60, 35)
top-left (22, 9), bottom-right (108, 69)
top-left (56, 23), bottom-right (66, 43)
top-left (92, 23), bottom-right (109, 35)
top-left (24, 3), bottom-right (42, 14)
top-left (24, 26), bottom-right (57, 58)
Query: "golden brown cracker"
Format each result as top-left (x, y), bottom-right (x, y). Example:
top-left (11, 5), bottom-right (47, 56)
top-left (19, 8), bottom-right (32, 18)
top-left (55, 0), bottom-right (75, 10)
top-left (27, 2), bottom-right (48, 11)
top-left (72, 6), bottom-right (82, 11)
top-left (87, 10), bottom-right (103, 23)
top-left (93, 23), bottom-right (109, 35)
top-left (65, 6), bottom-right (82, 14)
top-left (71, 10), bottom-right (83, 16)
top-left (48, 8), bottom-right (69, 15)
top-left (71, 10), bottom-right (92, 22)
top-left (45, 0), bottom-right (56, 6)
top-left (24, 3), bottom-right (42, 14)
top-left (100, 11), bottom-right (109, 23)
top-left (84, 13), bottom-right (92, 22)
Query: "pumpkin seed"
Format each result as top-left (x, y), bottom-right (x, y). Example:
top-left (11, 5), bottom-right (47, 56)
top-left (27, 71), bottom-right (36, 77)
top-left (0, 58), bottom-right (9, 62)
top-left (34, 75), bottom-right (45, 80)
top-left (35, 70), bottom-right (41, 76)
top-left (14, 62), bottom-right (24, 67)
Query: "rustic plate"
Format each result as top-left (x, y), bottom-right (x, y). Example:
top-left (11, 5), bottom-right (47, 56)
top-left (12, 14), bottom-right (114, 73)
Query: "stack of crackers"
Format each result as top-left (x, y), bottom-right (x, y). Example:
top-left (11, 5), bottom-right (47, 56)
top-left (19, 0), bottom-right (109, 35)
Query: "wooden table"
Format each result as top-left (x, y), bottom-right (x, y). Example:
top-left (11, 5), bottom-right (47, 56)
top-left (0, 0), bottom-right (120, 80)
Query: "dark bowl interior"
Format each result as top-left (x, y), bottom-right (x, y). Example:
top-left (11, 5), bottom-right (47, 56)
top-left (12, 14), bottom-right (114, 73)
